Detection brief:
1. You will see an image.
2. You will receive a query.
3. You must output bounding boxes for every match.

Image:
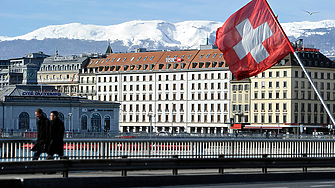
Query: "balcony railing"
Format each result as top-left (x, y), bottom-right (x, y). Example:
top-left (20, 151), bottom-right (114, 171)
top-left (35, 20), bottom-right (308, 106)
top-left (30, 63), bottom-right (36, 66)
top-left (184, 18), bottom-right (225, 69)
top-left (78, 90), bottom-right (97, 94)
top-left (80, 80), bottom-right (96, 84)
top-left (40, 78), bottom-right (78, 83)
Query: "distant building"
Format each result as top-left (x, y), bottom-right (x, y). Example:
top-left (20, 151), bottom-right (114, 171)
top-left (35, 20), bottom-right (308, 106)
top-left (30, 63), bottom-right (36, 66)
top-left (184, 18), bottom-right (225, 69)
top-left (0, 84), bottom-right (120, 134)
top-left (37, 51), bottom-right (108, 97)
top-left (0, 52), bottom-right (48, 90)
top-left (37, 52), bottom-right (89, 96)
top-left (81, 46), bottom-right (231, 134)
top-left (230, 46), bottom-right (335, 134)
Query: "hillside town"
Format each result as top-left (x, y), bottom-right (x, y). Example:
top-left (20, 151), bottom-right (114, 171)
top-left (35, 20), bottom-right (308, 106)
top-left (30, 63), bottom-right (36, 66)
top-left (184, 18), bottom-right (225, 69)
top-left (0, 39), bottom-right (335, 137)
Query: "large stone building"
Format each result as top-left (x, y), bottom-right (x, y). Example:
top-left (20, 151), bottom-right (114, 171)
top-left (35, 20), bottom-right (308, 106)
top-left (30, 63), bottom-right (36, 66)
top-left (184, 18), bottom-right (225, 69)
top-left (37, 52), bottom-right (89, 96)
top-left (0, 84), bottom-right (120, 134)
top-left (230, 47), bottom-right (335, 134)
top-left (80, 45), bottom-right (231, 133)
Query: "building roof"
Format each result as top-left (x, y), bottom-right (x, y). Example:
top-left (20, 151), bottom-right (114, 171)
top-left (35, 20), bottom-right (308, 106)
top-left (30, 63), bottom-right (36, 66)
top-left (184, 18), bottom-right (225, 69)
top-left (42, 55), bottom-right (88, 65)
top-left (0, 84), bottom-right (120, 106)
top-left (87, 49), bottom-right (226, 73)
top-left (87, 58), bottom-right (106, 68)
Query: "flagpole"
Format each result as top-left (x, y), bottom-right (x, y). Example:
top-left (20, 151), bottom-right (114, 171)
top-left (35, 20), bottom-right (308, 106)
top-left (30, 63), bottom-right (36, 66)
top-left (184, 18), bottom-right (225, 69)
top-left (263, 0), bottom-right (335, 126)
top-left (293, 52), bottom-right (335, 126)
top-left (264, 0), bottom-right (335, 128)
top-left (263, 0), bottom-right (296, 52)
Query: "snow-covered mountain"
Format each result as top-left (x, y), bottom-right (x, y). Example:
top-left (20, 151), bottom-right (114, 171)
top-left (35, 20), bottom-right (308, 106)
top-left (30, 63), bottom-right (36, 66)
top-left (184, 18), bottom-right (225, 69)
top-left (1, 20), bottom-right (335, 59)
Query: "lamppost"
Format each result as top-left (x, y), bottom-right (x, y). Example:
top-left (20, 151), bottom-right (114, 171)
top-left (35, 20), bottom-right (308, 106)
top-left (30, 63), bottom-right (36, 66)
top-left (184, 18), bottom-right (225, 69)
top-left (147, 113), bottom-right (155, 139)
top-left (171, 103), bottom-right (175, 134)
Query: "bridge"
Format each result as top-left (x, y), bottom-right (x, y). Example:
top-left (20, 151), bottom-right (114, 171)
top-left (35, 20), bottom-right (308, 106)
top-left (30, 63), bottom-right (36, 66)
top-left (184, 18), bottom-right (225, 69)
top-left (2, 138), bottom-right (335, 187)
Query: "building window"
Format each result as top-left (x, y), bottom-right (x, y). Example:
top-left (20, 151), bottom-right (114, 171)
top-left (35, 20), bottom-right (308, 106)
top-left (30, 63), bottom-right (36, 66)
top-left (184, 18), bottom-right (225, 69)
top-left (104, 115), bottom-right (110, 131)
top-left (81, 115), bottom-right (87, 130)
top-left (19, 112), bottom-right (29, 130)
top-left (91, 113), bottom-right (101, 132)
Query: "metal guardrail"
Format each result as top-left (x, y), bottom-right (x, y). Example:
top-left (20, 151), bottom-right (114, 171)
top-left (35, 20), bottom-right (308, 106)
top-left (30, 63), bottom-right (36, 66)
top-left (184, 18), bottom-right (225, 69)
top-left (1, 155), bottom-right (335, 178)
top-left (2, 138), bottom-right (335, 162)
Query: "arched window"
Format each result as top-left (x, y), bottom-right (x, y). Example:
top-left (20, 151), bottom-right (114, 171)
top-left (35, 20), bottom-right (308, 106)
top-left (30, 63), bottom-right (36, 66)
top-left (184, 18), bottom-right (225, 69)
top-left (81, 115), bottom-right (87, 130)
top-left (91, 113), bottom-right (101, 132)
top-left (58, 112), bottom-right (64, 122)
top-left (104, 115), bottom-right (110, 131)
top-left (19, 112), bottom-right (30, 130)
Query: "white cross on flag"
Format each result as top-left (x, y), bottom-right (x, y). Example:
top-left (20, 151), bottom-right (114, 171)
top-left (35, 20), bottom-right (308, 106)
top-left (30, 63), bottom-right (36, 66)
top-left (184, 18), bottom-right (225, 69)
top-left (215, 0), bottom-right (294, 80)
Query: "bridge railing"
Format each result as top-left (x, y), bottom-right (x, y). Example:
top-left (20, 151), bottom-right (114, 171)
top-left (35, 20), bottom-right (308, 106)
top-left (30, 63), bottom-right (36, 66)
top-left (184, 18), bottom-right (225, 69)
top-left (1, 138), bottom-right (335, 162)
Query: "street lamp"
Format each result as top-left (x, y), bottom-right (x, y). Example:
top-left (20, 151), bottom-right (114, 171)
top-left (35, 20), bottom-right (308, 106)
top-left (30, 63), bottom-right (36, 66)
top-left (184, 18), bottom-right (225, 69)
top-left (147, 113), bottom-right (155, 139)
top-left (171, 103), bottom-right (175, 134)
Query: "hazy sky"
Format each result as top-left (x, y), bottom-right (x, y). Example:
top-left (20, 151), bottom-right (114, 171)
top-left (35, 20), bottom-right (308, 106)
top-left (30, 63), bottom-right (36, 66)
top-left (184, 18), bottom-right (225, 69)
top-left (1, 0), bottom-right (334, 37)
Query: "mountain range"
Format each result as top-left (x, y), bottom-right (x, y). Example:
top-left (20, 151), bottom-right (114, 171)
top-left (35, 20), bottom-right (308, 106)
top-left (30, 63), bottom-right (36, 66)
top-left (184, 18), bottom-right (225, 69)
top-left (1, 20), bottom-right (335, 60)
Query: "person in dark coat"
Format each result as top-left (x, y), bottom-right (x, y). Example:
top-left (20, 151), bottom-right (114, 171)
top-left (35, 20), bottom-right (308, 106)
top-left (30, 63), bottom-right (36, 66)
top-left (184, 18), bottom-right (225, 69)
top-left (47, 111), bottom-right (65, 159)
top-left (32, 108), bottom-right (50, 160)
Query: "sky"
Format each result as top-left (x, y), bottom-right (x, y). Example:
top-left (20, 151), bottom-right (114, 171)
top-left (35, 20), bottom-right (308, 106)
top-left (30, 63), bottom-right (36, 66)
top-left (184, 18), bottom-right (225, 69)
top-left (1, 0), bottom-right (334, 37)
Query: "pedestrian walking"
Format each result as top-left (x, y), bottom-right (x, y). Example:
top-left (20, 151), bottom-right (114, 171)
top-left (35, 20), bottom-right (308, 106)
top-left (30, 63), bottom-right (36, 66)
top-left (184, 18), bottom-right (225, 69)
top-left (47, 111), bottom-right (65, 159)
top-left (32, 108), bottom-right (50, 160)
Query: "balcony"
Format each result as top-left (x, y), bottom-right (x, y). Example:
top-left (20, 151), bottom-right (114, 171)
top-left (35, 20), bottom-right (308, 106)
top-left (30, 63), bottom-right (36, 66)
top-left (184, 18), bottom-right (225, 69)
top-left (78, 90), bottom-right (97, 95)
top-left (40, 78), bottom-right (79, 83)
top-left (80, 80), bottom-right (96, 84)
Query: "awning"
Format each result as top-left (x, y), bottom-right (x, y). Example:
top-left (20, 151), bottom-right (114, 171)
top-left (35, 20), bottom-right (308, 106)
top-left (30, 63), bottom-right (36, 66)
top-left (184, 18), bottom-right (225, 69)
top-left (231, 124), bottom-right (242, 129)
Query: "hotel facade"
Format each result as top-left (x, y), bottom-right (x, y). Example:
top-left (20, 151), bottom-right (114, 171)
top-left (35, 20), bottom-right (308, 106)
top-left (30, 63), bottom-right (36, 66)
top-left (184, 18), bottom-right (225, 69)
top-left (231, 48), bottom-right (335, 134)
top-left (83, 46), bottom-right (231, 134)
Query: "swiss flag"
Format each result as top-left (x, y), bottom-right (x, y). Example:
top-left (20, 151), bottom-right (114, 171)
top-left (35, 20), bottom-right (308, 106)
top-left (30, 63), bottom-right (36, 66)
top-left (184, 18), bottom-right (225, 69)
top-left (215, 0), bottom-right (294, 80)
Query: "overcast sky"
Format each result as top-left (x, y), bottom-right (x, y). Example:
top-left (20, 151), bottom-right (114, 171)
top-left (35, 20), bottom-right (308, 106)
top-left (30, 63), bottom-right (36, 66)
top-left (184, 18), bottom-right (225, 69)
top-left (1, 0), bottom-right (334, 37)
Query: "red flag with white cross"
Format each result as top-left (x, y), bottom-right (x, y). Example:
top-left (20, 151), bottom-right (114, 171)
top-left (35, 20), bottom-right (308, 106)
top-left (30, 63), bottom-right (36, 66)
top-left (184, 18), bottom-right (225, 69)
top-left (215, 0), bottom-right (294, 80)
